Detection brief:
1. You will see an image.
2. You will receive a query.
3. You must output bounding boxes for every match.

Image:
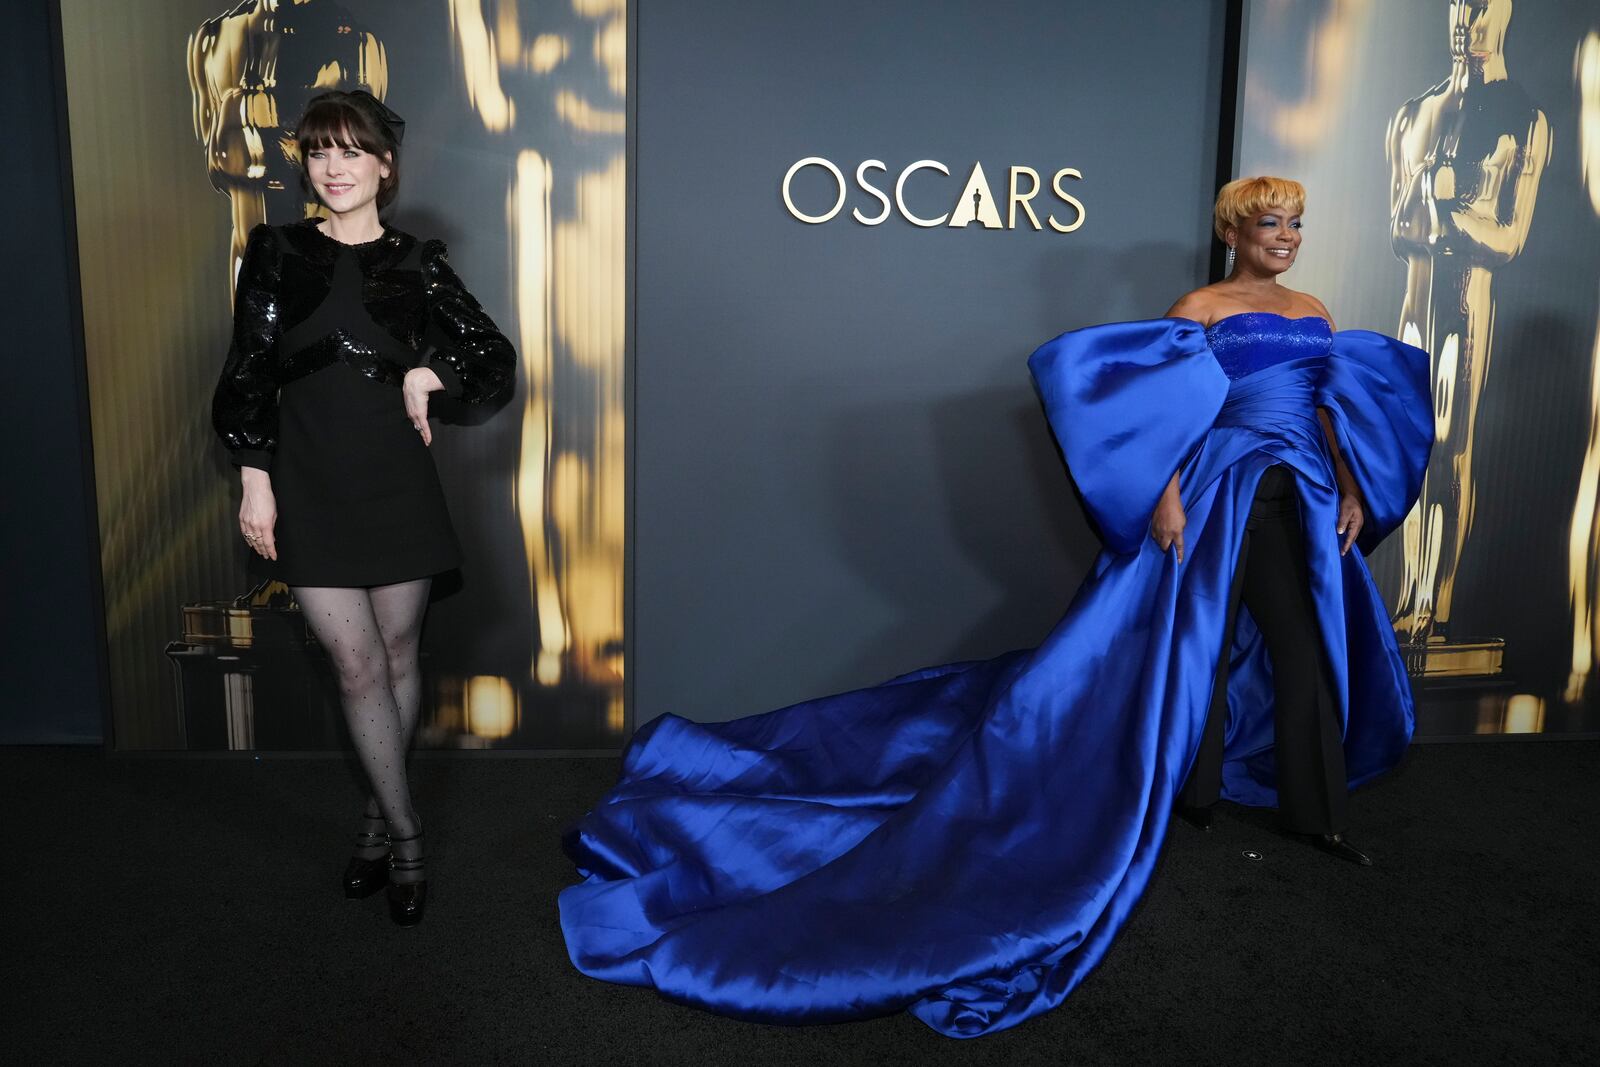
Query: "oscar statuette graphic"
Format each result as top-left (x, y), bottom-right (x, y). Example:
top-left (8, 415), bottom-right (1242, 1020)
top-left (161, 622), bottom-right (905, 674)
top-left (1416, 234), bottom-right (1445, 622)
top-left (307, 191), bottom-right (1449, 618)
top-left (1386, 0), bottom-right (1550, 677)
top-left (1565, 31), bottom-right (1600, 704)
top-left (446, 0), bottom-right (626, 729)
top-left (188, 0), bottom-right (389, 285)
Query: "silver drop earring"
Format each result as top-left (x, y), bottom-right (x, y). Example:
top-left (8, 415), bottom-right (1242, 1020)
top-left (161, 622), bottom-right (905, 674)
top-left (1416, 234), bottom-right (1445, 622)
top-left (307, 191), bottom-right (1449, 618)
top-left (1226, 245), bottom-right (1236, 273)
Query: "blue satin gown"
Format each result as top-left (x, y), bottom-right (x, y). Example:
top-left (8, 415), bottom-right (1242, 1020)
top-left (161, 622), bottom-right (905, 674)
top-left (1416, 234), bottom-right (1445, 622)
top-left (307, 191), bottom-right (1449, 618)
top-left (559, 313), bottom-right (1432, 1037)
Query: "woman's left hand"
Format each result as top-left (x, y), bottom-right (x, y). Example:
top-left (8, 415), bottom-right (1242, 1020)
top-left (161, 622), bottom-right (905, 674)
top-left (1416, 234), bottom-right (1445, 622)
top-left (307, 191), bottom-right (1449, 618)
top-left (1336, 493), bottom-right (1364, 556)
top-left (403, 367), bottom-right (445, 446)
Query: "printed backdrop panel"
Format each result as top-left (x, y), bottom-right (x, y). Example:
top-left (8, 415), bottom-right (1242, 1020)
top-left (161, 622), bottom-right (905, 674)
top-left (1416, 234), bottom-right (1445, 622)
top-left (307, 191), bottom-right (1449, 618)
top-left (60, 0), bottom-right (626, 750)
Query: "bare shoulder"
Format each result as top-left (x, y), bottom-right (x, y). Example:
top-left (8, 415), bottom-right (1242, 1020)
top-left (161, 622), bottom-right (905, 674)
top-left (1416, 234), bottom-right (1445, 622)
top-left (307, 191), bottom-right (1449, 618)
top-left (1287, 288), bottom-right (1335, 329)
top-left (1163, 285), bottom-right (1225, 325)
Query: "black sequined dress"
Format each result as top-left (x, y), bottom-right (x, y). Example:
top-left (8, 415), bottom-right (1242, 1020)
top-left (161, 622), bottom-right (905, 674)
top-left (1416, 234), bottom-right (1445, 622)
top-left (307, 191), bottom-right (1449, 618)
top-left (212, 218), bottom-right (515, 587)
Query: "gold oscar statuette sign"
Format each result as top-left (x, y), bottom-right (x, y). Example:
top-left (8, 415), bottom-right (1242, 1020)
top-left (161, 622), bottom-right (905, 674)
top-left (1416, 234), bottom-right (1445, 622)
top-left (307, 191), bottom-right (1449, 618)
top-left (1565, 30), bottom-right (1600, 703)
top-left (188, 0), bottom-right (389, 288)
top-left (1386, 0), bottom-right (1549, 677)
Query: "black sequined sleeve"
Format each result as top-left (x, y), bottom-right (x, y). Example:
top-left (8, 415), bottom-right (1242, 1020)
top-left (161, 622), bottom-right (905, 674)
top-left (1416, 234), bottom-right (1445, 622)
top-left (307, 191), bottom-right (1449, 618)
top-left (419, 239), bottom-right (516, 407)
top-left (211, 224), bottom-right (282, 471)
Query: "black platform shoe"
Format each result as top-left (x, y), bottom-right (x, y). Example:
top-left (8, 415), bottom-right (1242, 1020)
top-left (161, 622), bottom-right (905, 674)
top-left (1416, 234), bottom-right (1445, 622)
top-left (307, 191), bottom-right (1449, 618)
top-left (386, 832), bottom-right (427, 927)
top-left (1309, 832), bottom-right (1373, 867)
top-left (1175, 802), bottom-right (1215, 832)
top-left (343, 823), bottom-right (390, 899)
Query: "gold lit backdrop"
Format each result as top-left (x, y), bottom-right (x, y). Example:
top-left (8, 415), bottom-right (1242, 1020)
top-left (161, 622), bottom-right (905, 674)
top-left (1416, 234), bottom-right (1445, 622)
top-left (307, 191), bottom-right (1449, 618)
top-left (1238, 0), bottom-right (1600, 736)
top-left (61, 0), bottom-right (626, 750)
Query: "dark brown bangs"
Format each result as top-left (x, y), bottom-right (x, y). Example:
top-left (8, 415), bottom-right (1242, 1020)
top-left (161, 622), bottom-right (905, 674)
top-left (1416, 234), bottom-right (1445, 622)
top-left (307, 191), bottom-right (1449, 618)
top-left (295, 96), bottom-right (386, 156)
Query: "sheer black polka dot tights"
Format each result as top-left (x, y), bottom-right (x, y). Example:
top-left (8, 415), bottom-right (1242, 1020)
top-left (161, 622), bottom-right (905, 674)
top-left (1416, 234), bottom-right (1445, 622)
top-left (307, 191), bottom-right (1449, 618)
top-left (294, 579), bottom-right (431, 883)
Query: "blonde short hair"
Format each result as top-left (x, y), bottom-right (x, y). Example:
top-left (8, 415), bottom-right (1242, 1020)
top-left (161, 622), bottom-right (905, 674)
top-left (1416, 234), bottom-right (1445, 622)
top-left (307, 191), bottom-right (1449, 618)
top-left (1213, 176), bottom-right (1306, 242)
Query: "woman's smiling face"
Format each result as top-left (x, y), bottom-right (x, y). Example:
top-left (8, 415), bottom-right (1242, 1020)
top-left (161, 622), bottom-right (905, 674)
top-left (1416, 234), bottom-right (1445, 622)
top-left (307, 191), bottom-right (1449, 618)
top-left (1231, 206), bottom-right (1302, 276)
top-left (305, 139), bottom-right (390, 216)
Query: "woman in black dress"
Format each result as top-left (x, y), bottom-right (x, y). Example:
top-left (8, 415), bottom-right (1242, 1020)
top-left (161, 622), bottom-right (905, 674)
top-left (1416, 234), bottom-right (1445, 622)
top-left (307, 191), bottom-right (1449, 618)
top-left (212, 90), bottom-right (514, 926)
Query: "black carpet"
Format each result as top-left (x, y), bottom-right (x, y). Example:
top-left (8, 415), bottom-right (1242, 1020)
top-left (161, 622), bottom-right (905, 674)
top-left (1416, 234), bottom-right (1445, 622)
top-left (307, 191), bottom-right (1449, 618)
top-left (7, 742), bottom-right (1598, 1065)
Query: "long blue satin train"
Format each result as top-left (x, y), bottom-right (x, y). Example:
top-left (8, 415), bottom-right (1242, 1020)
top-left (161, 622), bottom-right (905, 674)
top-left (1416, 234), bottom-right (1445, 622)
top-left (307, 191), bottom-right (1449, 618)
top-left (559, 315), bottom-right (1431, 1037)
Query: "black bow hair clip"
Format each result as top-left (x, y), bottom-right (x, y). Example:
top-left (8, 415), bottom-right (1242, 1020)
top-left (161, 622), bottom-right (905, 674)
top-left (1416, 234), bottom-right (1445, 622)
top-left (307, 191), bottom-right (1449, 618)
top-left (348, 88), bottom-right (406, 146)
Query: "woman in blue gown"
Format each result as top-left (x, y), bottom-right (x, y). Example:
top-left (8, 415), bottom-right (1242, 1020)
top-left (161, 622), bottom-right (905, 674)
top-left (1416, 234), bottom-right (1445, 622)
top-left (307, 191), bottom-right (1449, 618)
top-left (558, 177), bottom-right (1432, 1037)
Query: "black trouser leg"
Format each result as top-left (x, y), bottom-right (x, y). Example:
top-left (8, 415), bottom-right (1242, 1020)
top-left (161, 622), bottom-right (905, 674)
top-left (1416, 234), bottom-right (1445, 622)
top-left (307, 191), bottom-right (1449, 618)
top-left (1240, 471), bottom-right (1347, 834)
top-left (1180, 467), bottom-right (1347, 834)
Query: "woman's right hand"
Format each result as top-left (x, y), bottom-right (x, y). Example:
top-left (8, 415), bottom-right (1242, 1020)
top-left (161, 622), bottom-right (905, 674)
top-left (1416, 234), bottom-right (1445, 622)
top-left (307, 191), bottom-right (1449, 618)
top-left (239, 468), bottom-right (278, 561)
top-left (1150, 476), bottom-right (1186, 562)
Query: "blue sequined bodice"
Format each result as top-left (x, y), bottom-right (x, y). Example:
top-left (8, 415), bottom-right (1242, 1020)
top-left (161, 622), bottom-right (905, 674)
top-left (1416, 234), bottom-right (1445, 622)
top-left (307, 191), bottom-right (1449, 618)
top-left (1205, 312), bottom-right (1332, 380)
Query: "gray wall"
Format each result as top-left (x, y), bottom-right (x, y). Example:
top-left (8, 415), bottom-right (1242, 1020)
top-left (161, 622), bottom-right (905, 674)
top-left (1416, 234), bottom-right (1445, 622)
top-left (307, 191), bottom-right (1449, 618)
top-left (633, 0), bottom-right (1229, 724)
top-left (1, 0), bottom-right (107, 743)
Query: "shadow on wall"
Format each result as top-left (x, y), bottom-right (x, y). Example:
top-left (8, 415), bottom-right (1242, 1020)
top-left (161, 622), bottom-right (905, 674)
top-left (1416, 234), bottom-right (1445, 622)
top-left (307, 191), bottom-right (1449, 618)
top-left (817, 384), bottom-right (1101, 697)
top-left (929, 385), bottom-right (1106, 653)
top-left (808, 242), bottom-right (1208, 696)
top-left (388, 206), bottom-right (458, 248)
